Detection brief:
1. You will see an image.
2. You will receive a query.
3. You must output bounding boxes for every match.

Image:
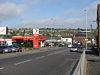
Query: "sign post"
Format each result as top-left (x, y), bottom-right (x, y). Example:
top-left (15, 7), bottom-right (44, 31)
top-left (0, 27), bottom-right (8, 35)
top-left (33, 29), bottom-right (39, 48)
top-left (0, 27), bottom-right (8, 45)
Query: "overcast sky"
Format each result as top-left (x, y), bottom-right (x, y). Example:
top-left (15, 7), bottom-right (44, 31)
top-left (0, 0), bottom-right (99, 29)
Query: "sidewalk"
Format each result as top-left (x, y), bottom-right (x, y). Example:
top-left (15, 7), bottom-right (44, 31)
top-left (86, 50), bottom-right (100, 75)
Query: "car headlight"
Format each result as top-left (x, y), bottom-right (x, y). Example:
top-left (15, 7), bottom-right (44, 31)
top-left (12, 49), bottom-right (15, 50)
top-left (4, 49), bottom-right (8, 51)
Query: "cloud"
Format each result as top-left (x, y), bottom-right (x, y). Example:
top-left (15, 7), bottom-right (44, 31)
top-left (21, 0), bottom-right (40, 5)
top-left (0, 2), bottom-right (27, 22)
top-left (64, 18), bottom-right (83, 25)
top-left (18, 19), bottom-right (51, 28)
top-left (62, 1), bottom-right (98, 28)
top-left (17, 8), bottom-right (85, 28)
top-left (16, 1), bottom-right (98, 29)
top-left (17, 17), bottom-right (83, 29)
top-left (21, 0), bottom-right (52, 5)
top-left (83, 1), bottom-right (99, 28)
top-left (84, 1), bottom-right (97, 21)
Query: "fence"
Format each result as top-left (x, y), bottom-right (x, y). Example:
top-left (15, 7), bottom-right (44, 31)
top-left (72, 50), bottom-right (87, 75)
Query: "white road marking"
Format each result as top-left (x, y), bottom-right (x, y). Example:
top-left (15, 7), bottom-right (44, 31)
top-left (0, 67), bottom-right (5, 70)
top-left (65, 59), bottom-right (78, 61)
top-left (14, 59), bottom-right (32, 65)
top-left (35, 56), bottom-right (45, 59)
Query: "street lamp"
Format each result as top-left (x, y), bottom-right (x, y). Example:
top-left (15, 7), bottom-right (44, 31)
top-left (84, 9), bottom-right (88, 50)
top-left (51, 18), bottom-right (53, 48)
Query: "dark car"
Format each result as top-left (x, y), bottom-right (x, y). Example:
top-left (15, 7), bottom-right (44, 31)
top-left (13, 46), bottom-right (22, 52)
top-left (0, 45), bottom-right (12, 53)
top-left (96, 47), bottom-right (100, 51)
top-left (57, 43), bottom-right (67, 47)
top-left (77, 45), bottom-right (85, 50)
top-left (91, 46), bottom-right (100, 56)
top-left (94, 47), bottom-right (100, 56)
top-left (8, 45), bottom-right (22, 52)
top-left (7, 45), bottom-right (17, 52)
top-left (73, 45), bottom-right (85, 50)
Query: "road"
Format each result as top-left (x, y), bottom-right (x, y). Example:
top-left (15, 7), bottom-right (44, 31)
top-left (0, 47), bottom-right (81, 75)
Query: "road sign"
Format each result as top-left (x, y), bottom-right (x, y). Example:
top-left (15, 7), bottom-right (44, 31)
top-left (33, 29), bottom-right (39, 34)
top-left (0, 27), bottom-right (8, 35)
top-left (33, 29), bottom-right (39, 48)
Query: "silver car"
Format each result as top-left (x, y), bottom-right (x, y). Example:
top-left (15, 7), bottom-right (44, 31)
top-left (70, 46), bottom-right (78, 52)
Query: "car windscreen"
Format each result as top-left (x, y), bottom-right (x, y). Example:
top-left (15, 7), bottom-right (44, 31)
top-left (1, 46), bottom-right (8, 48)
top-left (71, 46), bottom-right (77, 48)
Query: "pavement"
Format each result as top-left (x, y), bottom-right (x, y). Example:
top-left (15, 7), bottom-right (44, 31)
top-left (86, 50), bottom-right (100, 75)
top-left (0, 47), bottom-right (81, 75)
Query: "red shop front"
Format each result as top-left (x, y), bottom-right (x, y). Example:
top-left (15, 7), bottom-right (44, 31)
top-left (12, 36), bottom-right (46, 48)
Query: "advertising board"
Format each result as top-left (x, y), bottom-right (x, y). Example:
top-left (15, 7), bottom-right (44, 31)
top-left (33, 29), bottom-right (39, 34)
top-left (33, 35), bottom-right (39, 48)
top-left (0, 27), bottom-right (8, 35)
top-left (33, 29), bottom-right (39, 48)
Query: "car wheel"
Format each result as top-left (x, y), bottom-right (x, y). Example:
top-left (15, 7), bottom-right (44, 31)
top-left (20, 50), bottom-right (22, 52)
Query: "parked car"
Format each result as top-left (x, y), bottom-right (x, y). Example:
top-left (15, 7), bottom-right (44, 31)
top-left (77, 45), bottom-right (85, 50)
top-left (7, 45), bottom-right (22, 52)
top-left (0, 45), bottom-right (12, 53)
top-left (57, 43), bottom-right (67, 47)
top-left (13, 46), bottom-right (22, 52)
top-left (7, 45), bottom-right (17, 52)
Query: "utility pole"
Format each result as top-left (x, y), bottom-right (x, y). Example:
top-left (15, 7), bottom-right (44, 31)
top-left (97, 4), bottom-right (100, 47)
top-left (84, 9), bottom-right (88, 50)
top-left (90, 24), bottom-right (93, 46)
top-left (51, 18), bottom-right (53, 48)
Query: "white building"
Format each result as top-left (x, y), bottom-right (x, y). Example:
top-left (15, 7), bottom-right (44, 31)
top-left (61, 36), bottom-right (72, 47)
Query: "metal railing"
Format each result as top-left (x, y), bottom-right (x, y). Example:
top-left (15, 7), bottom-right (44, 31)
top-left (72, 50), bottom-right (87, 75)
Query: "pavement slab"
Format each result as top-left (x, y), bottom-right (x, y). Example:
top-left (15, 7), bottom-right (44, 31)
top-left (86, 50), bottom-right (100, 75)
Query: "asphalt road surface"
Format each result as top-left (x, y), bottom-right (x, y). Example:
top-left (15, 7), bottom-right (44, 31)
top-left (0, 47), bottom-right (81, 75)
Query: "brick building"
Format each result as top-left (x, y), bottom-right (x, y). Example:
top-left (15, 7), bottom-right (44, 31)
top-left (73, 33), bottom-right (86, 45)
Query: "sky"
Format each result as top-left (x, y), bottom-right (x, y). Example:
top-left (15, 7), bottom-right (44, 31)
top-left (0, 0), bottom-right (99, 29)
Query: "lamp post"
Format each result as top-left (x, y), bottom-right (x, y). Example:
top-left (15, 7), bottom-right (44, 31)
top-left (51, 18), bottom-right (53, 48)
top-left (84, 9), bottom-right (88, 50)
top-left (90, 24), bottom-right (93, 46)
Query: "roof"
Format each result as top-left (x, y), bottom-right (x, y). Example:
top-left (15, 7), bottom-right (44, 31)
top-left (61, 36), bottom-right (72, 38)
top-left (75, 33), bottom-right (86, 37)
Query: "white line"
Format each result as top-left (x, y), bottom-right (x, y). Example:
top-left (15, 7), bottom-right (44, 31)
top-left (65, 59), bottom-right (78, 61)
top-left (0, 67), bottom-right (5, 70)
top-left (35, 56), bottom-right (45, 59)
top-left (14, 59), bottom-right (32, 65)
